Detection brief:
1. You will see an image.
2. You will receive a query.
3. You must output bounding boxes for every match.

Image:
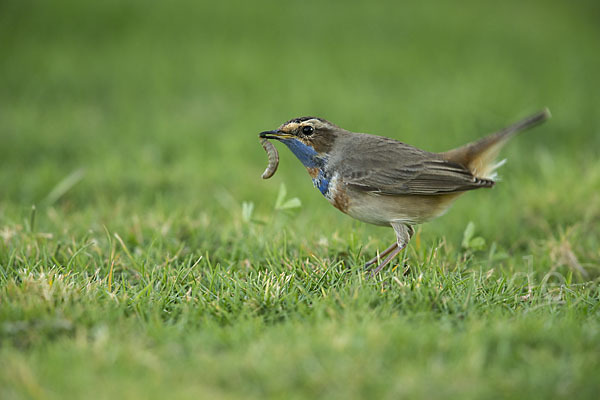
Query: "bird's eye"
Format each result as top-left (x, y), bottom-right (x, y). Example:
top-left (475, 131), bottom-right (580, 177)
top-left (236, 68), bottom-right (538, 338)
top-left (302, 126), bottom-right (314, 135)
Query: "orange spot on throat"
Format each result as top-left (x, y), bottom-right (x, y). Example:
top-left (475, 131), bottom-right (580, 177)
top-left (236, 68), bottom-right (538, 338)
top-left (306, 167), bottom-right (319, 178)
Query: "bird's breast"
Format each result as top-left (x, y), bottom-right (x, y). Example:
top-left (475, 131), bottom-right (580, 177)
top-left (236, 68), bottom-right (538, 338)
top-left (306, 167), bottom-right (330, 196)
top-left (306, 168), bottom-right (350, 213)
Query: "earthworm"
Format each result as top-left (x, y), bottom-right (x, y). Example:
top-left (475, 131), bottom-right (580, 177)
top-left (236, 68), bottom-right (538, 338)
top-left (260, 138), bottom-right (279, 179)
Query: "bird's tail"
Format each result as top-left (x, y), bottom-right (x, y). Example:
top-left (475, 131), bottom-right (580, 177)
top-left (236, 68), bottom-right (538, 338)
top-left (441, 108), bottom-right (551, 180)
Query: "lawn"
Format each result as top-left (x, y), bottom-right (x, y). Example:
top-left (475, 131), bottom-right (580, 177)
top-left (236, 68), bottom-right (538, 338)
top-left (1, 0), bottom-right (599, 399)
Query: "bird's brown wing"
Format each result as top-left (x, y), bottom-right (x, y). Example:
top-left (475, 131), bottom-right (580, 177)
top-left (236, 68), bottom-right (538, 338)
top-left (337, 135), bottom-right (494, 195)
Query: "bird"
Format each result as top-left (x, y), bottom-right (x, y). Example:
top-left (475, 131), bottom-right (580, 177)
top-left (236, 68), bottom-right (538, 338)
top-left (259, 109), bottom-right (550, 275)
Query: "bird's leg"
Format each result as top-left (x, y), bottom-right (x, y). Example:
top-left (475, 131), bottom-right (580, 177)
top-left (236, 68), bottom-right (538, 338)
top-left (369, 223), bottom-right (414, 276)
top-left (370, 244), bottom-right (405, 276)
top-left (364, 242), bottom-right (398, 268)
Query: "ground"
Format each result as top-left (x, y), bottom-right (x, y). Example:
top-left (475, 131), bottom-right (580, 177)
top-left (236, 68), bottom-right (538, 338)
top-left (1, 0), bottom-right (599, 399)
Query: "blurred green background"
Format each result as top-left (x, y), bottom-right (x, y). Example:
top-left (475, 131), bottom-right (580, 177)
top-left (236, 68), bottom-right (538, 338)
top-left (1, 0), bottom-right (599, 398)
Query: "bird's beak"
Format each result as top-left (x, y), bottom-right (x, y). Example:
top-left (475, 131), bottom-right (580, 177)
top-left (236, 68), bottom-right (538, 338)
top-left (259, 130), bottom-right (293, 140)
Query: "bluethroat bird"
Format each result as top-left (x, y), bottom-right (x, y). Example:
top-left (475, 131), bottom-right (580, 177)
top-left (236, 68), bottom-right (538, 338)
top-left (259, 109), bottom-right (550, 275)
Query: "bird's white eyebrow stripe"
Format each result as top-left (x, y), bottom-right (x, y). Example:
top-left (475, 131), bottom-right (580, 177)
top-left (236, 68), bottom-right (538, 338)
top-left (302, 119), bottom-right (320, 124)
top-left (301, 119), bottom-right (328, 129)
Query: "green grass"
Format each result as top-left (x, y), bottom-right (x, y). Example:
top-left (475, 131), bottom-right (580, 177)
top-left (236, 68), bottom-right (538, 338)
top-left (1, 0), bottom-right (600, 398)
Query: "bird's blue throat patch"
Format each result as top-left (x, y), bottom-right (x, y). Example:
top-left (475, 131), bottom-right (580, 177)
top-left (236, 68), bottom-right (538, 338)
top-left (281, 138), bottom-right (320, 168)
top-left (280, 138), bottom-right (330, 196)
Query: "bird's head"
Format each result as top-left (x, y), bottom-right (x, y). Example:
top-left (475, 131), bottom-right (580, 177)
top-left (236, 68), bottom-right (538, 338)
top-left (259, 117), bottom-right (339, 168)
